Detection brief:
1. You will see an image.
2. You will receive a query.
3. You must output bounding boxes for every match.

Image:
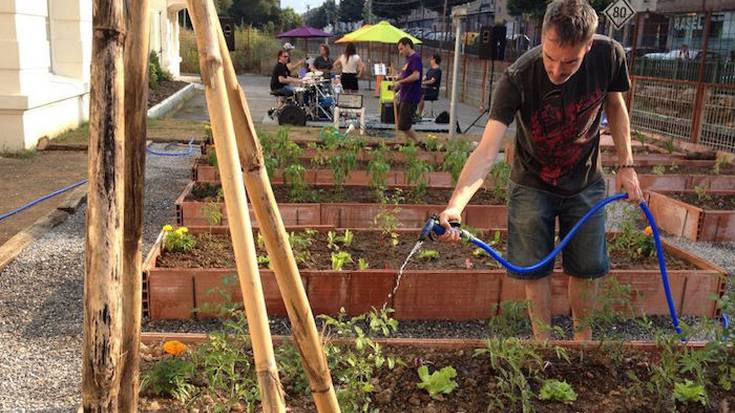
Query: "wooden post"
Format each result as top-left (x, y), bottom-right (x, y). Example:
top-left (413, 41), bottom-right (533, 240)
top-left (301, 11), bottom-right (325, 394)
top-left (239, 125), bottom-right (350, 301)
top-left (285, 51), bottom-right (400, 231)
top-left (118, 0), bottom-right (149, 410)
top-left (82, 0), bottom-right (126, 410)
top-left (212, 16), bottom-right (342, 413)
top-left (187, 2), bottom-right (286, 412)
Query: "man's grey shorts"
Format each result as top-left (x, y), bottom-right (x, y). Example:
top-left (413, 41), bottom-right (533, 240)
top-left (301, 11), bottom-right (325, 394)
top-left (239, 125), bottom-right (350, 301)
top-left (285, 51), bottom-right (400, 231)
top-left (506, 178), bottom-right (609, 280)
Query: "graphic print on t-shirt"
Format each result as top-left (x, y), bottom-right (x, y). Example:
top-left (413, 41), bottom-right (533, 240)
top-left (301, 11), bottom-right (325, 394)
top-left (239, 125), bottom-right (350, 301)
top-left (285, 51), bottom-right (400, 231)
top-left (529, 88), bottom-right (604, 186)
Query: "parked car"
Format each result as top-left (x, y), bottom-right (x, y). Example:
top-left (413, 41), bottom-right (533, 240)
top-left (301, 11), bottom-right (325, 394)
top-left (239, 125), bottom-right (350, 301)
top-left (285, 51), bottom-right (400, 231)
top-left (642, 49), bottom-right (720, 61)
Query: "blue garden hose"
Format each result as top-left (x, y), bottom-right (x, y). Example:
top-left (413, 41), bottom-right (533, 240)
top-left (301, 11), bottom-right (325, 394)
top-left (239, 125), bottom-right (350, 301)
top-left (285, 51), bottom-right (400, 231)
top-left (420, 193), bottom-right (685, 336)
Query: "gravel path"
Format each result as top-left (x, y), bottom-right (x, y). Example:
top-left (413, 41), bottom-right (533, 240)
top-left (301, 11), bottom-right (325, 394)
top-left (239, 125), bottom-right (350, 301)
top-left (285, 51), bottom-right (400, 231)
top-left (0, 144), bottom-right (195, 412)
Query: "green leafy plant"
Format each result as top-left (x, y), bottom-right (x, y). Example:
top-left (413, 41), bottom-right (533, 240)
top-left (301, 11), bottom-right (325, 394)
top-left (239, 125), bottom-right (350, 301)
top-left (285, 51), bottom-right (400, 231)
top-left (288, 229), bottom-right (316, 266)
top-left (202, 201), bottom-right (223, 227)
top-left (712, 154), bottom-right (729, 175)
top-left (326, 231), bottom-right (339, 251)
top-left (539, 379), bottom-right (577, 403)
top-left (163, 225), bottom-right (196, 253)
top-left (374, 203), bottom-right (401, 248)
top-left (694, 184), bottom-right (712, 203)
top-left (207, 150), bottom-right (218, 167)
top-left (608, 211), bottom-right (655, 259)
top-left (663, 137), bottom-right (676, 154)
top-left (140, 357), bottom-right (196, 402)
top-left (441, 138), bottom-right (472, 185)
top-left (490, 161), bottom-right (512, 202)
top-left (487, 301), bottom-right (530, 338)
top-left (331, 251), bottom-right (353, 271)
top-left (652, 165), bottom-right (667, 175)
top-left (673, 380), bottom-right (707, 405)
top-left (257, 255), bottom-right (270, 267)
top-left (339, 229), bottom-right (354, 247)
top-left (424, 134), bottom-right (444, 152)
top-left (368, 143), bottom-right (391, 202)
top-left (417, 365), bottom-right (458, 399)
top-left (318, 307), bottom-right (400, 411)
top-left (357, 258), bottom-right (369, 270)
top-left (283, 163), bottom-right (314, 202)
top-left (634, 130), bottom-right (647, 147)
top-left (418, 249), bottom-right (440, 260)
top-left (400, 141), bottom-right (433, 202)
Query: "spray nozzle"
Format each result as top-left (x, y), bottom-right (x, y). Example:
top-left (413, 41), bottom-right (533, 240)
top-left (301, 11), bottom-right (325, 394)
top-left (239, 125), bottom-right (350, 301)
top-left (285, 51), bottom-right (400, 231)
top-left (418, 215), bottom-right (463, 242)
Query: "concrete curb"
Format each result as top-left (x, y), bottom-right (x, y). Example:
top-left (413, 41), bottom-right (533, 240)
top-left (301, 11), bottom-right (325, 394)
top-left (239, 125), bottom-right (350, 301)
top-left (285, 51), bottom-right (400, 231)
top-left (0, 184), bottom-right (88, 272)
top-left (147, 82), bottom-right (197, 119)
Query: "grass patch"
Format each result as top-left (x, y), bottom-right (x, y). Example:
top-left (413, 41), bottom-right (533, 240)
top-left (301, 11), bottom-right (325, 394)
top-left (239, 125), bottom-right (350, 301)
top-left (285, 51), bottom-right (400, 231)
top-left (0, 149), bottom-right (37, 159)
top-left (46, 118), bottom-right (208, 146)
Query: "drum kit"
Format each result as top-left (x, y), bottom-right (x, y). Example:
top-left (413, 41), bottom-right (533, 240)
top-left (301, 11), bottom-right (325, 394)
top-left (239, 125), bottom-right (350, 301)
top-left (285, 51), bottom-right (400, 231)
top-left (275, 71), bottom-right (337, 126)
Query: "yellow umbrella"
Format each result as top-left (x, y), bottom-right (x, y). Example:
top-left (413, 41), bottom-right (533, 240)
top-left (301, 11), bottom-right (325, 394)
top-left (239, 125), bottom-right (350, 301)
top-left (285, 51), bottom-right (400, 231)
top-left (335, 24), bottom-right (372, 44)
top-left (336, 21), bottom-right (421, 44)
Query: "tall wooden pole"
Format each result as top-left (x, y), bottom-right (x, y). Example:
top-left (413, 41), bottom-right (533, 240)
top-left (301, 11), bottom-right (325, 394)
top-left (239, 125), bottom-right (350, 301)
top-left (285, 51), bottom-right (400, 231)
top-left (186, 2), bottom-right (286, 411)
top-left (119, 0), bottom-right (150, 410)
top-left (82, 0), bottom-right (126, 410)
top-left (213, 17), bottom-right (342, 413)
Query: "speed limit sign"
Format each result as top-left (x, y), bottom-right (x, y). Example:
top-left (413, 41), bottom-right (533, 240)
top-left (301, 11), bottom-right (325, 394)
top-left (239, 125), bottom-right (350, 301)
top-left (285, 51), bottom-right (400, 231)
top-left (603, 0), bottom-right (636, 30)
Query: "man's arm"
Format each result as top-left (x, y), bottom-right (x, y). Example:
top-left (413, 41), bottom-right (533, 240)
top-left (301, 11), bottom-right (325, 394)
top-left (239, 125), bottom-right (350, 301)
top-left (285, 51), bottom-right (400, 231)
top-left (437, 119), bottom-right (507, 240)
top-left (606, 92), bottom-right (643, 202)
top-left (278, 75), bottom-right (297, 85)
top-left (422, 76), bottom-right (436, 86)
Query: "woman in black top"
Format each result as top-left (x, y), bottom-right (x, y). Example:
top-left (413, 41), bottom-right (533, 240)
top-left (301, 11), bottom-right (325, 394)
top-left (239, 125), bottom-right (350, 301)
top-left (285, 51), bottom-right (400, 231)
top-left (311, 44), bottom-right (334, 74)
top-left (419, 53), bottom-right (442, 116)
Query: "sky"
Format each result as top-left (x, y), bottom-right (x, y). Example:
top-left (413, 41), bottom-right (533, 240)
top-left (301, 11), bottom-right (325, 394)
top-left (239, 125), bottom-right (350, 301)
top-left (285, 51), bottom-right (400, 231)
top-left (282, 0), bottom-right (326, 14)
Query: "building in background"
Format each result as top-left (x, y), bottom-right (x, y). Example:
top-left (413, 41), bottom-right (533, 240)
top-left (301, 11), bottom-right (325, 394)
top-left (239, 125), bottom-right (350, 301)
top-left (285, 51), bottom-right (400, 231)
top-left (0, 0), bottom-right (186, 151)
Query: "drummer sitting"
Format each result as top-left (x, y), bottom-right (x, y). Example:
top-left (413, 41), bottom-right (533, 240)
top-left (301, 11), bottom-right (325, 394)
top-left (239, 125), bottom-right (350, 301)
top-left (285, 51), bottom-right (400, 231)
top-left (271, 49), bottom-right (300, 97)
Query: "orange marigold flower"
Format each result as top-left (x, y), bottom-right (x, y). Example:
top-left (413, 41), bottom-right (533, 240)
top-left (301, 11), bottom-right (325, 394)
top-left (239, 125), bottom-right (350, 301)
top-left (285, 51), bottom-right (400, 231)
top-left (162, 340), bottom-right (187, 356)
top-left (644, 226), bottom-right (653, 237)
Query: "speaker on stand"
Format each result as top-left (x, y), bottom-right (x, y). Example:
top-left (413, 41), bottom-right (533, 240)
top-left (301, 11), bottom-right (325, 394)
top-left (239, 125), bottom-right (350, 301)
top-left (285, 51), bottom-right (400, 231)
top-left (465, 24), bottom-right (507, 133)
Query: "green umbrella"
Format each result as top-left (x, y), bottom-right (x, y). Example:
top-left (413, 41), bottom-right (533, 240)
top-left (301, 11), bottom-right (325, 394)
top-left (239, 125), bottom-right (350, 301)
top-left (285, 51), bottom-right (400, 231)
top-left (340, 20), bottom-right (421, 44)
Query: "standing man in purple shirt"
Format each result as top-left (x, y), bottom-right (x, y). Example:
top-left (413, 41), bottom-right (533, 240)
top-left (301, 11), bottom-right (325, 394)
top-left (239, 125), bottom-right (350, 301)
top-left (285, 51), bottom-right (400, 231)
top-left (393, 37), bottom-right (423, 141)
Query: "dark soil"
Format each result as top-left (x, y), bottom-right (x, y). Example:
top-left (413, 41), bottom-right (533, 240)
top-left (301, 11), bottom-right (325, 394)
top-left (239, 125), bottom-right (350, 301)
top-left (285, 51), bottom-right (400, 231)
top-left (156, 229), bottom-right (694, 271)
top-left (148, 80), bottom-right (189, 108)
top-left (139, 343), bottom-right (735, 413)
top-left (668, 192), bottom-right (735, 210)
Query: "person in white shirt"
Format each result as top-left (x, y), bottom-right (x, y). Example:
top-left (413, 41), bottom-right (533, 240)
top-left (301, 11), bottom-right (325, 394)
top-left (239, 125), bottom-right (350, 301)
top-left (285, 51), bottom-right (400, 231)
top-left (333, 42), bottom-right (365, 94)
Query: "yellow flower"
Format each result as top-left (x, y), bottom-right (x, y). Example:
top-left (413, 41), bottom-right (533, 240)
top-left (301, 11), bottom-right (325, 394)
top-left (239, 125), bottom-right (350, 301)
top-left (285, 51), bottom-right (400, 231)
top-left (179, 227), bottom-right (189, 234)
top-left (162, 224), bottom-right (173, 232)
top-left (644, 226), bottom-right (653, 237)
top-left (162, 340), bottom-right (187, 356)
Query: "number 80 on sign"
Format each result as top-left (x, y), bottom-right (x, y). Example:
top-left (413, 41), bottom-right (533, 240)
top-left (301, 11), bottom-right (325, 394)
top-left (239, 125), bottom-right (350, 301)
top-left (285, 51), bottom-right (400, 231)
top-left (603, 0), bottom-right (636, 30)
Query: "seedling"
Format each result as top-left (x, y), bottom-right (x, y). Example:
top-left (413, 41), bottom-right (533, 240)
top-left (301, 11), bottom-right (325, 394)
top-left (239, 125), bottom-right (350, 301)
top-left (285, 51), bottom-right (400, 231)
top-left (539, 379), bottom-right (577, 403)
top-left (487, 301), bottom-right (530, 338)
top-left (207, 150), bottom-right (218, 167)
top-left (490, 161), bottom-right (511, 202)
top-left (418, 249), bottom-right (440, 260)
top-left (374, 204), bottom-right (401, 247)
top-left (441, 138), bottom-right (472, 184)
top-left (713, 154), bottom-right (729, 175)
top-left (357, 258), bottom-right (369, 270)
top-left (400, 141), bottom-right (433, 202)
top-left (424, 134), bottom-right (444, 152)
top-left (673, 380), bottom-right (707, 405)
top-left (257, 255), bottom-right (270, 266)
top-left (163, 225), bottom-right (196, 253)
top-left (634, 130), bottom-right (647, 146)
top-left (331, 251), bottom-right (353, 271)
top-left (326, 231), bottom-right (339, 251)
top-left (663, 137), bottom-right (676, 154)
top-left (652, 165), bottom-right (667, 176)
top-left (417, 365), bottom-right (458, 399)
top-left (140, 357), bottom-right (196, 403)
top-left (283, 163), bottom-right (314, 202)
top-left (202, 201), bottom-right (223, 227)
top-left (693, 184), bottom-right (712, 203)
top-left (339, 229), bottom-right (354, 247)
top-left (368, 144), bottom-right (391, 202)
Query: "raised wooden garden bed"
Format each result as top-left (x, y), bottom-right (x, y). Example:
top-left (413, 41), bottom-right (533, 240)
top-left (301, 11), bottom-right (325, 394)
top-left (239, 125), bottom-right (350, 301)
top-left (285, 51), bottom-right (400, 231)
top-left (175, 181), bottom-right (508, 228)
top-left (644, 190), bottom-right (735, 241)
top-left (143, 227), bottom-right (726, 321)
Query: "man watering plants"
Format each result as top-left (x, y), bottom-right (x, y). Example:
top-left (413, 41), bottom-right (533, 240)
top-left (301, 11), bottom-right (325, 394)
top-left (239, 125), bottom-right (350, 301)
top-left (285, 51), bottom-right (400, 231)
top-left (438, 0), bottom-right (643, 341)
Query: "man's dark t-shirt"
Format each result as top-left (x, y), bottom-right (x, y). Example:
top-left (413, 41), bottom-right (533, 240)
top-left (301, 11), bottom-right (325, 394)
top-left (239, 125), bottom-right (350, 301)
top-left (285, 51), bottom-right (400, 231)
top-left (313, 56), bottom-right (334, 71)
top-left (271, 62), bottom-right (290, 91)
top-left (489, 35), bottom-right (630, 195)
top-left (400, 52), bottom-right (423, 104)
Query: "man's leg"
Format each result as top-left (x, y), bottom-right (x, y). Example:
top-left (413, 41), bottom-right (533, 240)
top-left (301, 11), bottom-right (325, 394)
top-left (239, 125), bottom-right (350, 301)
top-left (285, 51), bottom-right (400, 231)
top-left (568, 277), bottom-right (598, 340)
top-left (418, 95), bottom-right (425, 117)
top-left (558, 179), bottom-right (609, 341)
top-left (525, 277), bottom-right (553, 340)
top-left (506, 181), bottom-right (556, 341)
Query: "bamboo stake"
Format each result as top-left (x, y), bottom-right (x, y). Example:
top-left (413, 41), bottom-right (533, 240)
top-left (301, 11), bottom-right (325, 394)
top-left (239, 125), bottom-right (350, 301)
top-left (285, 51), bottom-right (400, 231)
top-left (186, 2), bottom-right (286, 411)
top-left (119, 0), bottom-right (149, 410)
top-left (212, 17), bottom-right (342, 413)
top-left (82, 0), bottom-right (125, 410)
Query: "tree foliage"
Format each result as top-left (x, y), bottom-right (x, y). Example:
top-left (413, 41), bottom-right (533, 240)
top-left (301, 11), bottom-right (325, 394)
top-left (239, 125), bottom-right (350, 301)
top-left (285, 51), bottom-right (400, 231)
top-left (339, 0), bottom-right (364, 22)
top-left (305, 0), bottom-right (339, 29)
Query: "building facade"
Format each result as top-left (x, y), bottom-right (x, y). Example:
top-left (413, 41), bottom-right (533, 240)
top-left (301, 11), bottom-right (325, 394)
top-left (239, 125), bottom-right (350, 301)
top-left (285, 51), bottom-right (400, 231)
top-left (0, 0), bottom-right (186, 151)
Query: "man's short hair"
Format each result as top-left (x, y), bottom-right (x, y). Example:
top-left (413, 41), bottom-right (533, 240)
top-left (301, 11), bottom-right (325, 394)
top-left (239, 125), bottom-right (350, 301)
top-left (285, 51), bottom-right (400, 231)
top-left (432, 53), bottom-right (441, 64)
top-left (278, 49), bottom-right (289, 59)
top-left (542, 0), bottom-right (598, 46)
top-left (398, 37), bottom-right (414, 48)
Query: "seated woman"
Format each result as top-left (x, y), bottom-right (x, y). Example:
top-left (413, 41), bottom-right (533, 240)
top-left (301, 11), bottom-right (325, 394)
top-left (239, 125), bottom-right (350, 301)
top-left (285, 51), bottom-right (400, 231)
top-left (418, 53), bottom-right (442, 117)
top-left (310, 44), bottom-right (334, 76)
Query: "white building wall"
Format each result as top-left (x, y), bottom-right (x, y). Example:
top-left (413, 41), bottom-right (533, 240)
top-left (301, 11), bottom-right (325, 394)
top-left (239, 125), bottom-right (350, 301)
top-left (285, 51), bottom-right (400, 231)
top-left (0, 0), bottom-right (185, 150)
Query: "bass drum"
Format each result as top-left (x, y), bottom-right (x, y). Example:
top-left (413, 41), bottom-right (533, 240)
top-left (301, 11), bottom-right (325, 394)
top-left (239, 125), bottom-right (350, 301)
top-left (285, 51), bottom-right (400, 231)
top-left (278, 104), bottom-right (307, 126)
